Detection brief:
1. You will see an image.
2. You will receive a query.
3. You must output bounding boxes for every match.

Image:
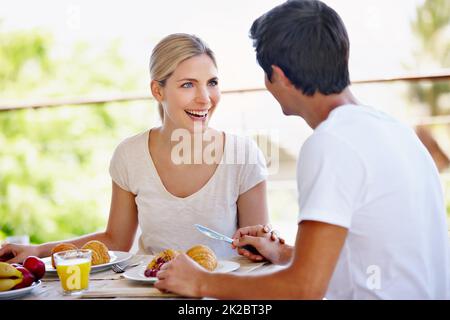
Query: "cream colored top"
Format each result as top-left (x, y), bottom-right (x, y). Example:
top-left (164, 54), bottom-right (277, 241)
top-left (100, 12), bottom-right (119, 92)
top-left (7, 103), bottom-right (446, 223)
top-left (109, 130), bottom-right (267, 258)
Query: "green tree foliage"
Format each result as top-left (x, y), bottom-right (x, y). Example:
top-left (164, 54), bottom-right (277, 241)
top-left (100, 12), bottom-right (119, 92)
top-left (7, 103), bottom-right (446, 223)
top-left (410, 0), bottom-right (450, 116)
top-left (0, 29), bottom-right (50, 86)
top-left (409, 0), bottom-right (450, 219)
top-left (0, 28), bottom-right (153, 243)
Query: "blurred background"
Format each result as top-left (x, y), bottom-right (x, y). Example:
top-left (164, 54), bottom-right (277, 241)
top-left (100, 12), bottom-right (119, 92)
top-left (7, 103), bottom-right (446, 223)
top-left (0, 0), bottom-right (449, 246)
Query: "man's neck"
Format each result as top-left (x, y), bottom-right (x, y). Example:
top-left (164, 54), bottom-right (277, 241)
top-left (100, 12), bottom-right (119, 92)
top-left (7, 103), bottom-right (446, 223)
top-left (302, 88), bottom-right (359, 129)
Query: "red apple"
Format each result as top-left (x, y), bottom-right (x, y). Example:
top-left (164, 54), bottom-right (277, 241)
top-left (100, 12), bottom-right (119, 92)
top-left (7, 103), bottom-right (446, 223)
top-left (23, 256), bottom-right (45, 280)
top-left (13, 266), bottom-right (35, 289)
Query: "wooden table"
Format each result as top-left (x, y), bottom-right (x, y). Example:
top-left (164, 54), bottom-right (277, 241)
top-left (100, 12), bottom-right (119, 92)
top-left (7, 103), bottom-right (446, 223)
top-left (22, 255), bottom-right (281, 300)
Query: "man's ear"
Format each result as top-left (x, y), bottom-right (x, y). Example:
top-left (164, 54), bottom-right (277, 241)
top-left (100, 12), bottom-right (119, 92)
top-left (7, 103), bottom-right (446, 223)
top-left (150, 80), bottom-right (164, 102)
top-left (271, 65), bottom-right (294, 88)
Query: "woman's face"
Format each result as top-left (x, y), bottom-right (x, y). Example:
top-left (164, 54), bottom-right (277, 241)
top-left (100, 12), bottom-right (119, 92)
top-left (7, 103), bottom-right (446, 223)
top-left (157, 54), bottom-right (220, 133)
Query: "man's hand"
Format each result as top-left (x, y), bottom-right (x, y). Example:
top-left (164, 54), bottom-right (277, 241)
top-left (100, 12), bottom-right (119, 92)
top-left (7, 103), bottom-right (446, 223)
top-left (154, 254), bottom-right (208, 297)
top-left (232, 224), bottom-right (289, 264)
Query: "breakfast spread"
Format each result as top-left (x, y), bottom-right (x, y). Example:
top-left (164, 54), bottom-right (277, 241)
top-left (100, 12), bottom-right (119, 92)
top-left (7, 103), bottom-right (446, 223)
top-left (50, 240), bottom-right (110, 267)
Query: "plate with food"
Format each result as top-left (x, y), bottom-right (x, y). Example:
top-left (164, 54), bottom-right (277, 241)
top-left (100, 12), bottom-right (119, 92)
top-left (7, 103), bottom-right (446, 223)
top-left (123, 245), bottom-right (240, 283)
top-left (0, 280), bottom-right (42, 300)
top-left (42, 241), bottom-right (133, 274)
top-left (0, 261), bottom-right (44, 300)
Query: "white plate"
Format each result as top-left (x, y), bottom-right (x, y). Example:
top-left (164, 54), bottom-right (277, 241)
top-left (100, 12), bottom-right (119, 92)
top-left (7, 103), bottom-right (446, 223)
top-left (123, 260), bottom-right (240, 283)
top-left (0, 280), bottom-right (42, 300)
top-left (42, 251), bottom-right (133, 274)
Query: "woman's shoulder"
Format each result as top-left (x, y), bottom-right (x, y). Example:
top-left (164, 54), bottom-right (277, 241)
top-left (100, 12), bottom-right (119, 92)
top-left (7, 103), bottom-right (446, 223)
top-left (113, 129), bottom-right (149, 154)
top-left (225, 133), bottom-right (262, 153)
top-left (223, 132), bottom-right (266, 166)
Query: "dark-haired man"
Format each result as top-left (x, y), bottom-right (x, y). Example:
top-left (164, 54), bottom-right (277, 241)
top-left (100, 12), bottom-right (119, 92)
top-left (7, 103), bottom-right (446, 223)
top-left (155, 0), bottom-right (450, 299)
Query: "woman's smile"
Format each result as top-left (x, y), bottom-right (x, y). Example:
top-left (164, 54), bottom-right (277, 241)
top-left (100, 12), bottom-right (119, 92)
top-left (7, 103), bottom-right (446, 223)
top-left (185, 108), bottom-right (210, 121)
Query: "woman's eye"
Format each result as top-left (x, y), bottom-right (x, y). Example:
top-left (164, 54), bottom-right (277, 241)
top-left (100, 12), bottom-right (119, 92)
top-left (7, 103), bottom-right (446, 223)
top-left (208, 80), bottom-right (218, 86)
top-left (181, 82), bottom-right (193, 88)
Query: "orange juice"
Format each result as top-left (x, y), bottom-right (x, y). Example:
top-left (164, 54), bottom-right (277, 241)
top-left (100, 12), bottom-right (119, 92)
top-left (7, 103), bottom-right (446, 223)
top-left (56, 258), bottom-right (91, 292)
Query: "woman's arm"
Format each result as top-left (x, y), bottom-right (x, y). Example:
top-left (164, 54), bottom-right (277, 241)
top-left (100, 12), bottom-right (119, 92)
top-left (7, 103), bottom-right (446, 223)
top-left (236, 181), bottom-right (269, 228)
top-left (37, 181), bottom-right (138, 256)
top-left (102, 181), bottom-right (139, 251)
top-left (0, 181), bottom-right (138, 263)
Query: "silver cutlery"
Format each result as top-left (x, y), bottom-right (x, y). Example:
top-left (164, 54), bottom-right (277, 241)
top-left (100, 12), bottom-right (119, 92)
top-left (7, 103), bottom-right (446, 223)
top-left (194, 224), bottom-right (260, 255)
top-left (111, 262), bottom-right (140, 273)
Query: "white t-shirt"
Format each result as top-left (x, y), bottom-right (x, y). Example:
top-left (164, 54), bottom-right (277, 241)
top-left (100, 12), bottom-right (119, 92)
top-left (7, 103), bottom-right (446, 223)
top-left (109, 130), bottom-right (267, 258)
top-left (297, 104), bottom-right (450, 299)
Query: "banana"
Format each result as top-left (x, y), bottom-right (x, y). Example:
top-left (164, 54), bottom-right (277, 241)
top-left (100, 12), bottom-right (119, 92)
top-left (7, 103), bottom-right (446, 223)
top-left (0, 278), bottom-right (23, 291)
top-left (0, 262), bottom-right (22, 279)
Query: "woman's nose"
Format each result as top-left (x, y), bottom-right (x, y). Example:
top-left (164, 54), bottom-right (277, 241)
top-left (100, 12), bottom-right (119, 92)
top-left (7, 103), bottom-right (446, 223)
top-left (195, 86), bottom-right (210, 104)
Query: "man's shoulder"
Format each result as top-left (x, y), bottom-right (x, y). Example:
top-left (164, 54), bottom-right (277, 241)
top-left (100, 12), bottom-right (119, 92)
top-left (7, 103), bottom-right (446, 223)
top-left (312, 104), bottom-right (408, 147)
top-left (300, 130), bottom-right (355, 159)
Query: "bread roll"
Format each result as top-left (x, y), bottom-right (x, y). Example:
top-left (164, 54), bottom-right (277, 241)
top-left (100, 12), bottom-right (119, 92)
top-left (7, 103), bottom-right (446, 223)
top-left (81, 240), bottom-right (110, 265)
top-left (51, 243), bottom-right (78, 268)
top-left (186, 245), bottom-right (218, 271)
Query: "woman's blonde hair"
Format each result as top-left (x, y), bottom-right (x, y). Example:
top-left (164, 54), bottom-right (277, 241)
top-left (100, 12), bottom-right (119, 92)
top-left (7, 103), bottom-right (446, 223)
top-left (149, 33), bottom-right (217, 121)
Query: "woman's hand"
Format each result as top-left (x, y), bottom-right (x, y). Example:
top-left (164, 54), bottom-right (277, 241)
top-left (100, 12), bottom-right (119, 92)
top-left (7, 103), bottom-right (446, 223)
top-left (0, 243), bottom-right (42, 264)
top-left (232, 224), bottom-right (285, 243)
top-left (154, 254), bottom-right (207, 297)
top-left (232, 224), bottom-right (286, 264)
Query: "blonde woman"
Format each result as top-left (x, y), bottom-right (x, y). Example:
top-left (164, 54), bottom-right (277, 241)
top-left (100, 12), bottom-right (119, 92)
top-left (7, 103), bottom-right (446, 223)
top-left (0, 33), bottom-right (269, 261)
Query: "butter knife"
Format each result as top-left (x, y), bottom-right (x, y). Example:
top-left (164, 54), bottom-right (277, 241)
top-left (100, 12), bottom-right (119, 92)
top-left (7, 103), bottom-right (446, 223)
top-left (194, 224), bottom-right (260, 255)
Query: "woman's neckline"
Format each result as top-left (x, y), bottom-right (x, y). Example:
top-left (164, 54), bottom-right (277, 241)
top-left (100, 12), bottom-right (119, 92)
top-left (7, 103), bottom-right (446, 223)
top-left (145, 128), bottom-right (227, 200)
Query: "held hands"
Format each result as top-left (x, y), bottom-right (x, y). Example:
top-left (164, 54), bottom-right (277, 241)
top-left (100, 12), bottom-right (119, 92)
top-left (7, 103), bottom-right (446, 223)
top-left (0, 243), bottom-right (41, 264)
top-left (154, 224), bottom-right (286, 297)
top-left (231, 224), bottom-right (285, 264)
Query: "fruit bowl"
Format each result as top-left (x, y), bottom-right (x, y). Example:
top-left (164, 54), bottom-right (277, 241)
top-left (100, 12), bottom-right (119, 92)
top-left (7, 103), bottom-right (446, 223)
top-left (0, 280), bottom-right (42, 300)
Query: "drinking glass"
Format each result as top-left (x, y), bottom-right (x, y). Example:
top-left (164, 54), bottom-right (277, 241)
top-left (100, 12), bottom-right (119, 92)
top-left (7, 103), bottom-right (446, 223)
top-left (54, 249), bottom-right (92, 295)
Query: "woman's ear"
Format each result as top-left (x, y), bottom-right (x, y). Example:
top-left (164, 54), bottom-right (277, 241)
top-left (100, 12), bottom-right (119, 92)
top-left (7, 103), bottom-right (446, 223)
top-left (150, 80), bottom-right (164, 102)
top-left (271, 65), bottom-right (294, 88)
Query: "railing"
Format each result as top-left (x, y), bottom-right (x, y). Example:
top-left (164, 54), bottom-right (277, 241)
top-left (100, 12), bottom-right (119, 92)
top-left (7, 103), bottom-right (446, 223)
top-left (1, 69), bottom-right (449, 113)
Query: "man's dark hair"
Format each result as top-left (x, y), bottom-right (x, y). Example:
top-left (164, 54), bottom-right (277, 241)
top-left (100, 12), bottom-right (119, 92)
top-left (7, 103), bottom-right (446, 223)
top-left (250, 0), bottom-right (350, 96)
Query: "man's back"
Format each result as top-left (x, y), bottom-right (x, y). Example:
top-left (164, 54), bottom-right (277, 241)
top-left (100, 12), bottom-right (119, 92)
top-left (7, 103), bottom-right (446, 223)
top-left (297, 104), bottom-right (450, 299)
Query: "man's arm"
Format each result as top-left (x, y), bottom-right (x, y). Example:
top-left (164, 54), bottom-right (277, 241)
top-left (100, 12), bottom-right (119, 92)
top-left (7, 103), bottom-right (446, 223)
top-left (202, 220), bottom-right (347, 299)
top-left (156, 220), bottom-right (348, 299)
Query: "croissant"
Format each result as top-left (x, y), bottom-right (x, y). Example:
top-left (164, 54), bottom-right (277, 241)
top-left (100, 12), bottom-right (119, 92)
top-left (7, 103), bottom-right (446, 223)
top-left (186, 245), bottom-right (218, 271)
top-left (81, 240), bottom-right (110, 265)
top-left (51, 243), bottom-right (78, 268)
top-left (145, 249), bottom-right (180, 277)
